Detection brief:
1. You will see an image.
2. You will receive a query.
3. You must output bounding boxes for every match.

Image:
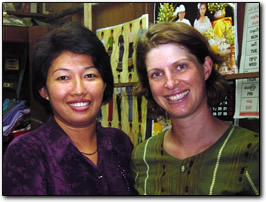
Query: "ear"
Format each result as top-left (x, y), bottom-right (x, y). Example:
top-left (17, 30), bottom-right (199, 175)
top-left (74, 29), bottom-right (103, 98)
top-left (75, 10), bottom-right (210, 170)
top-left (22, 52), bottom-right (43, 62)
top-left (202, 56), bottom-right (213, 81)
top-left (39, 87), bottom-right (49, 101)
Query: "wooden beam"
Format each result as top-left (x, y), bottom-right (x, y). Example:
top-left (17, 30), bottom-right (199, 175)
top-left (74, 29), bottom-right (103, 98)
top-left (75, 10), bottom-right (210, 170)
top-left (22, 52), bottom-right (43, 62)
top-left (41, 4), bottom-right (83, 23)
top-left (224, 72), bottom-right (259, 80)
top-left (84, 3), bottom-right (92, 30)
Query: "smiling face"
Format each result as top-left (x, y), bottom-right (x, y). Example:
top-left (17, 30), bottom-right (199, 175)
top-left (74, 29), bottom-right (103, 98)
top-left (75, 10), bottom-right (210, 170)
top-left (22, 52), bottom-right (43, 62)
top-left (146, 43), bottom-right (212, 120)
top-left (39, 51), bottom-right (106, 128)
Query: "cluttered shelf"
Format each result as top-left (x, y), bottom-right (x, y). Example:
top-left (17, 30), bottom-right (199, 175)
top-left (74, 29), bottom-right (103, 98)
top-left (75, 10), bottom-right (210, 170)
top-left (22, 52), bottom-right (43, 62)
top-left (5, 11), bottom-right (51, 19)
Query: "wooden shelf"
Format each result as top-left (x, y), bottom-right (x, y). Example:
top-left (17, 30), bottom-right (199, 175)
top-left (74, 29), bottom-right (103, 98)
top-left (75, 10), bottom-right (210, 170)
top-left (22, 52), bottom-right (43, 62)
top-left (224, 72), bottom-right (259, 80)
top-left (6, 11), bottom-right (51, 19)
top-left (3, 26), bottom-right (28, 43)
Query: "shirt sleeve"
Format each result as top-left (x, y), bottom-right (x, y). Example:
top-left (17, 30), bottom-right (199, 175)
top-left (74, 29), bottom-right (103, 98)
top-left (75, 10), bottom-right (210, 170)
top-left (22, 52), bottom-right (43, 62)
top-left (3, 139), bottom-right (48, 195)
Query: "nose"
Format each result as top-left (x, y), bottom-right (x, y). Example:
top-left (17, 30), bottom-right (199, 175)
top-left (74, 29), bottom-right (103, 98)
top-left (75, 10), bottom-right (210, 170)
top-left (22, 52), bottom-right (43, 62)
top-left (72, 78), bottom-right (86, 96)
top-left (164, 73), bottom-right (178, 89)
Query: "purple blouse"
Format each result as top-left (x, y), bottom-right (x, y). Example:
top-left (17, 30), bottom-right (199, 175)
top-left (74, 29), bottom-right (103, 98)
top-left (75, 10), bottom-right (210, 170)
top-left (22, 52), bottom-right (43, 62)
top-left (3, 117), bottom-right (136, 195)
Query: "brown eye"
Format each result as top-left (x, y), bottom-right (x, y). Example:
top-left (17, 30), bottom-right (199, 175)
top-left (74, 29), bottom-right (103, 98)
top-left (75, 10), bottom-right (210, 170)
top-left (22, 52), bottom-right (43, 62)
top-left (85, 74), bottom-right (96, 78)
top-left (177, 64), bottom-right (187, 71)
top-left (151, 72), bottom-right (162, 79)
top-left (57, 76), bottom-right (68, 80)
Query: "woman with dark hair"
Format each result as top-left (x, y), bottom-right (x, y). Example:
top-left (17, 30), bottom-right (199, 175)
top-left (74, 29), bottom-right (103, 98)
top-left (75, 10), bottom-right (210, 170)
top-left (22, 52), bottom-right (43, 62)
top-left (194, 3), bottom-right (212, 34)
top-left (3, 22), bottom-right (136, 195)
top-left (131, 22), bottom-right (259, 195)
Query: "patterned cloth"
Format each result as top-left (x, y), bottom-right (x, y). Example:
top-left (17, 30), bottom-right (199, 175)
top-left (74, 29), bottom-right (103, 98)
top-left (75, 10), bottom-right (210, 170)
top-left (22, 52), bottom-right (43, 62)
top-left (131, 125), bottom-right (259, 195)
top-left (3, 117), bottom-right (136, 195)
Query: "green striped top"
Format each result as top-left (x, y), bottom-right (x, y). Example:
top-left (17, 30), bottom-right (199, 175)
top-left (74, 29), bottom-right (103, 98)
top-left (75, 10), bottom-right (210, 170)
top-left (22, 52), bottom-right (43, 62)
top-left (131, 125), bottom-right (259, 195)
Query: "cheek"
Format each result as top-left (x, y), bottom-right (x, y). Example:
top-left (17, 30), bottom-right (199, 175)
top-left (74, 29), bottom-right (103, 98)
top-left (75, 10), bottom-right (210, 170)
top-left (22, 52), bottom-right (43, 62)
top-left (88, 83), bottom-right (106, 97)
top-left (149, 80), bottom-right (163, 97)
top-left (47, 84), bottom-right (69, 100)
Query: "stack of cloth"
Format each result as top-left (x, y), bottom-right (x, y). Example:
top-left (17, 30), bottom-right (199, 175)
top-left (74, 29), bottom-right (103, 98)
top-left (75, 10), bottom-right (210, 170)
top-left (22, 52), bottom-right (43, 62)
top-left (3, 99), bottom-right (30, 137)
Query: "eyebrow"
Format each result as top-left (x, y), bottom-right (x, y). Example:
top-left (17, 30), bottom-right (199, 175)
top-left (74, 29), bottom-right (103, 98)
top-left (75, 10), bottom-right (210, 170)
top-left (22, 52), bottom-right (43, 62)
top-left (51, 66), bottom-right (96, 75)
top-left (147, 58), bottom-right (189, 73)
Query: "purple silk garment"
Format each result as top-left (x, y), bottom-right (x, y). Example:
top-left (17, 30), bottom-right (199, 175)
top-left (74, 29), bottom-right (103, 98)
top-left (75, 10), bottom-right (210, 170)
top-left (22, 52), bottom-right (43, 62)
top-left (3, 117), bottom-right (136, 195)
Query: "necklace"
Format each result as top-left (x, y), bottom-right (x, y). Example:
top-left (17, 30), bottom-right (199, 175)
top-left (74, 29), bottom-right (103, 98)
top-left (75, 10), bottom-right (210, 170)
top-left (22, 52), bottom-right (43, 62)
top-left (81, 149), bottom-right (98, 156)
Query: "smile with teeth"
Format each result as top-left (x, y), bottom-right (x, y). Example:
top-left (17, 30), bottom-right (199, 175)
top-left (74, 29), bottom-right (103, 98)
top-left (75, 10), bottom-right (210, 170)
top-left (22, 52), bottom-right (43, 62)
top-left (69, 102), bottom-right (90, 107)
top-left (167, 90), bottom-right (189, 101)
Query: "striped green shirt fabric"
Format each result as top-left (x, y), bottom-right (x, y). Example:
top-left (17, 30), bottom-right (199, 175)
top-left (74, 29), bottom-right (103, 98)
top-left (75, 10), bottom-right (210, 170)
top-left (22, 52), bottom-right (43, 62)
top-left (131, 125), bottom-right (259, 195)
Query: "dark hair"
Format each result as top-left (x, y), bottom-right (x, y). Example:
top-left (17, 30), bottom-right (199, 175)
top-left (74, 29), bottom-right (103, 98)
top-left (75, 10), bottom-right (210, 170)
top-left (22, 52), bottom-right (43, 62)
top-left (136, 22), bottom-right (229, 119)
top-left (32, 22), bottom-right (114, 114)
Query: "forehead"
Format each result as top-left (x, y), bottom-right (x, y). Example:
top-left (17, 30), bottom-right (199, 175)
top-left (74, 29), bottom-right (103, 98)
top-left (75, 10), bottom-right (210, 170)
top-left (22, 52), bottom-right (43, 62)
top-left (52, 51), bottom-right (93, 65)
top-left (147, 43), bottom-right (189, 58)
top-left (146, 43), bottom-right (197, 67)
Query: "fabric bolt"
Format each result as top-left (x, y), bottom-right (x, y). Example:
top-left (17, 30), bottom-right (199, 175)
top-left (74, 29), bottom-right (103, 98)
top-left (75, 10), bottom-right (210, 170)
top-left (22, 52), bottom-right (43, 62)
top-left (126, 86), bottom-right (133, 122)
top-left (3, 100), bottom-right (26, 125)
top-left (3, 113), bottom-right (23, 136)
top-left (3, 117), bottom-right (136, 195)
top-left (3, 108), bottom-right (30, 137)
top-left (3, 98), bottom-right (11, 111)
top-left (116, 87), bottom-right (122, 122)
top-left (131, 125), bottom-right (259, 195)
top-left (3, 99), bottom-right (20, 117)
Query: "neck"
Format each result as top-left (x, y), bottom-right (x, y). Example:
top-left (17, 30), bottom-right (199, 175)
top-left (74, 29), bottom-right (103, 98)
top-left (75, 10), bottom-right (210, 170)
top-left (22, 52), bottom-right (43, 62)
top-left (165, 106), bottom-right (229, 159)
top-left (54, 116), bottom-right (98, 150)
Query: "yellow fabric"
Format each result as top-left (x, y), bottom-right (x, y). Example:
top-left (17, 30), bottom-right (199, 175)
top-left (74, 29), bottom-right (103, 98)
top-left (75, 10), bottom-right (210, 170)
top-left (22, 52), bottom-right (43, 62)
top-left (213, 17), bottom-right (232, 38)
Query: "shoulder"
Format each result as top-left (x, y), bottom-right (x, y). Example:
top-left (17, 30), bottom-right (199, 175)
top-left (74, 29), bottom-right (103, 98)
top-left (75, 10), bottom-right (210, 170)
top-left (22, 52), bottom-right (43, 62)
top-left (4, 124), bottom-right (50, 160)
top-left (231, 126), bottom-right (258, 142)
top-left (4, 117), bottom-right (64, 158)
top-left (232, 126), bottom-right (259, 146)
top-left (224, 125), bottom-right (259, 156)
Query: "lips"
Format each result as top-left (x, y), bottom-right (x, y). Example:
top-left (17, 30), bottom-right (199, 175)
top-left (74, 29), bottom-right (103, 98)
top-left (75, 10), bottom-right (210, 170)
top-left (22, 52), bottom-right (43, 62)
top-left (68, 102), bottom-right (90, 107)
top-left (67, 100), bottom-right (91, 111)
top-left (166, 90), bottom-right (189, 101)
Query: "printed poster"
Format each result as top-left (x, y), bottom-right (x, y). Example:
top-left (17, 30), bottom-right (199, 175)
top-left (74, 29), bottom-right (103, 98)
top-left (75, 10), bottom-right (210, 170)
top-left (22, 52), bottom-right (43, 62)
top-left (155, 3), bottom-right (238, 75)
top-left (234, 3), bottom-right (259, 119)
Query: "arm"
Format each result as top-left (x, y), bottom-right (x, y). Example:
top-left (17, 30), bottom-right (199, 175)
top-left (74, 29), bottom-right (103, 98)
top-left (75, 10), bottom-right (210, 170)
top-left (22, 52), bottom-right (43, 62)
top-left (3, 140), bottom-right (48, 195)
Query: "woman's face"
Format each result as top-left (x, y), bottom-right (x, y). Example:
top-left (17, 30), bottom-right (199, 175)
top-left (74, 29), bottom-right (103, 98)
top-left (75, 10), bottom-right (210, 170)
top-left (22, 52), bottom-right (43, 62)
top-left (40, 51), bottom-right (106, 128)
top-left (146, 43), bottom-right (212, 120)
top-left (200, 4), bottom-right (207, 16)
top-left (178, 11), bottom-right (186, 20)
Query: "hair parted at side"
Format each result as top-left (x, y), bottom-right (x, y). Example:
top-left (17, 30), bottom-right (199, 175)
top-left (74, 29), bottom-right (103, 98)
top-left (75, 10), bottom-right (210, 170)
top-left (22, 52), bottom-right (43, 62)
top-left (135, 22), bottom-right (229, 119)
top-left (32, 22), bottom-right (114, 114)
